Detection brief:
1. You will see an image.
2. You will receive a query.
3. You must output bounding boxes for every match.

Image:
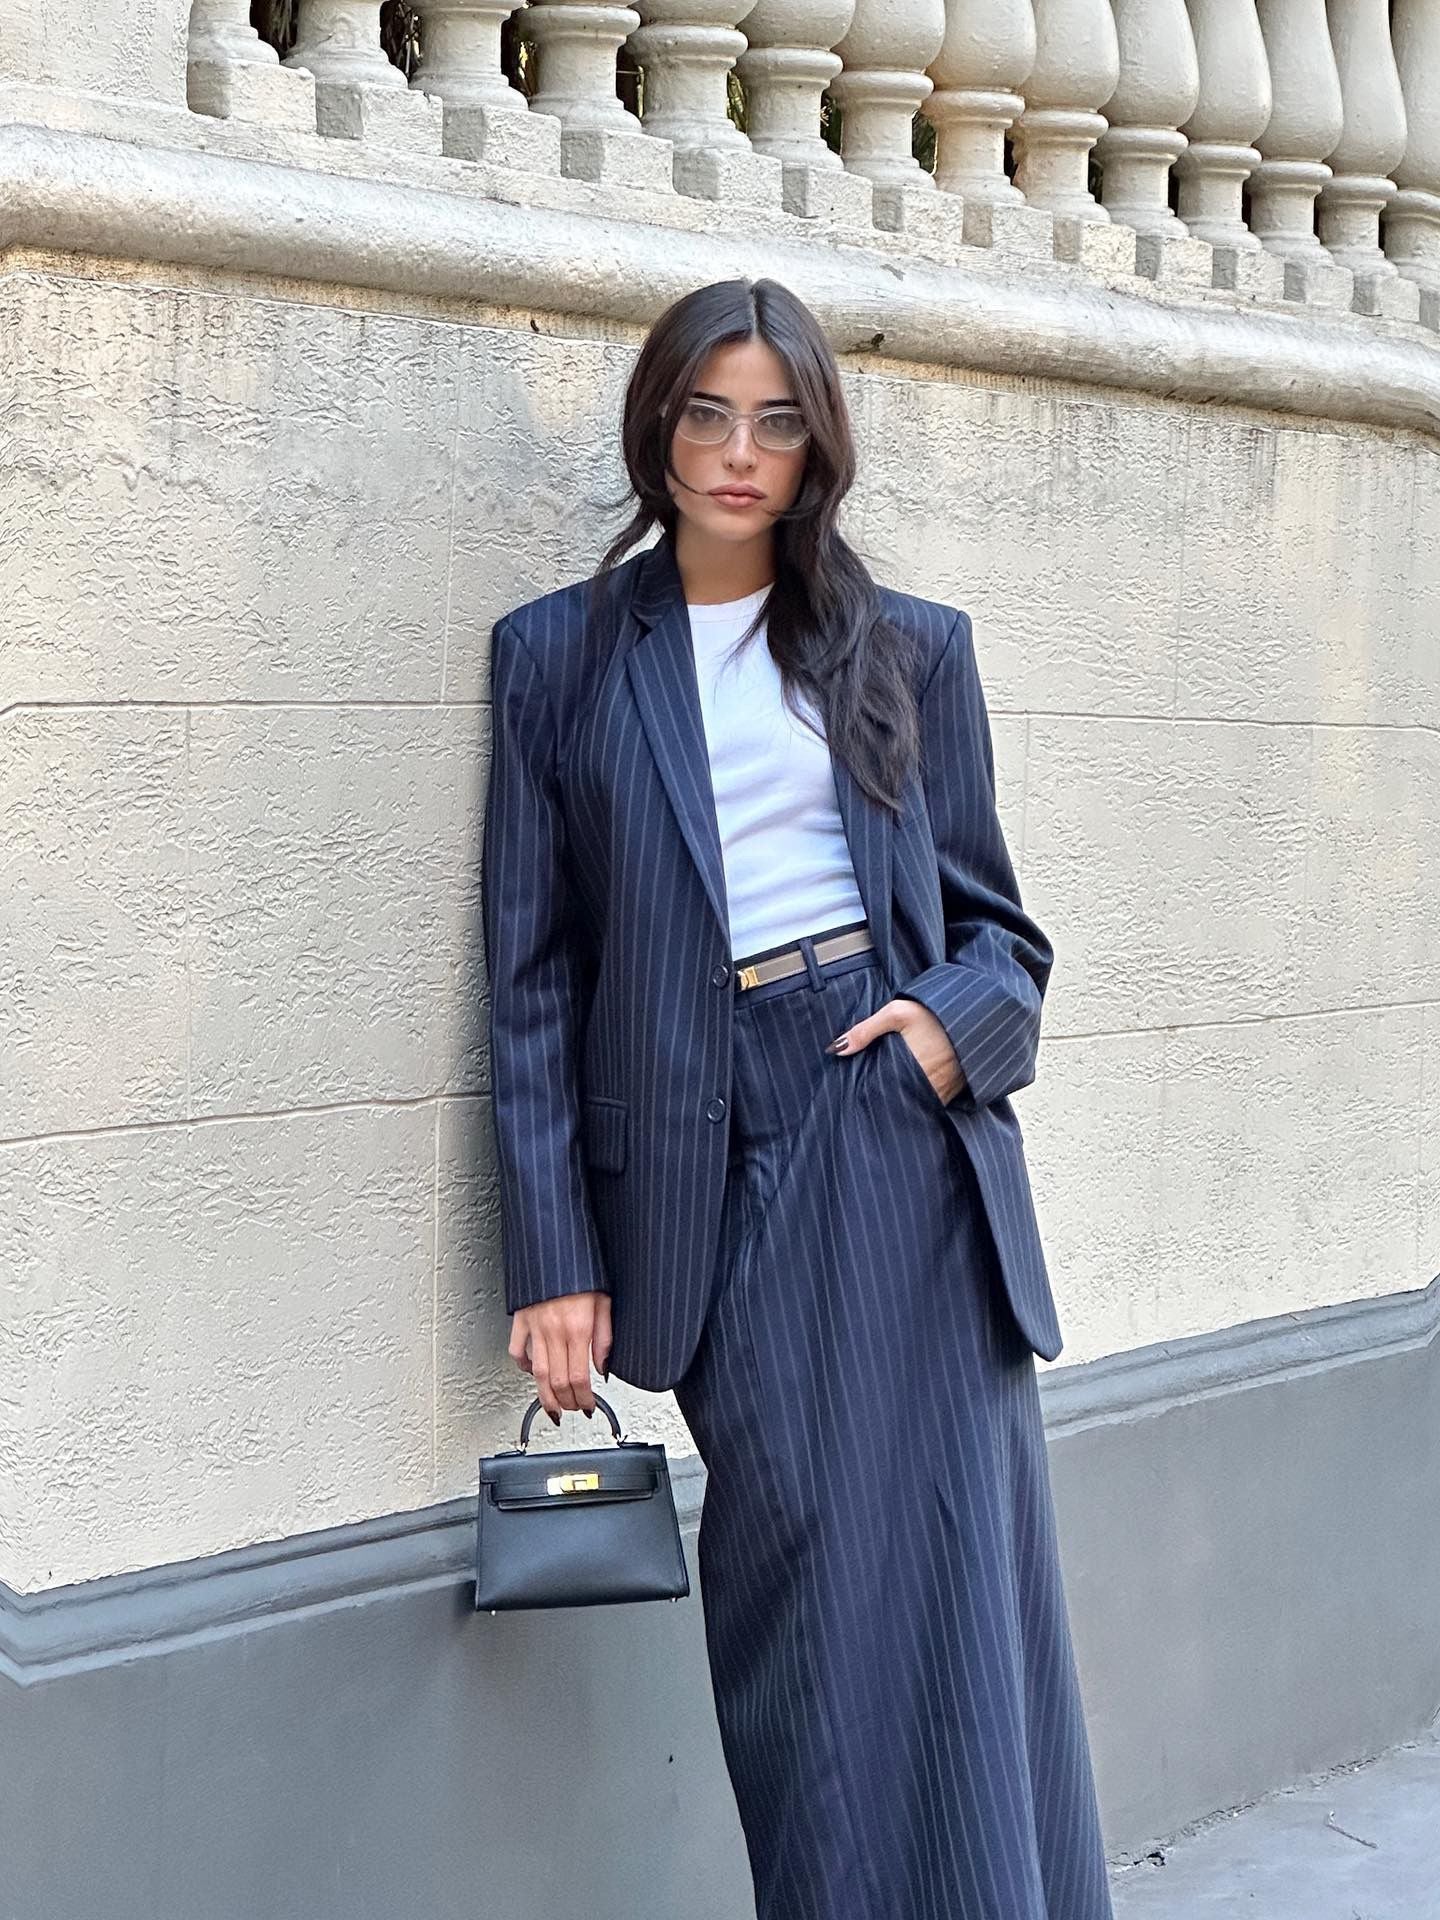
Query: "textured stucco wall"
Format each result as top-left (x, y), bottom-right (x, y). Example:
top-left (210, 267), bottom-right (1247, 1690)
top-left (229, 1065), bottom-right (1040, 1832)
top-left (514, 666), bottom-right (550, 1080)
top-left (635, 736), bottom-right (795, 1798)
top-left (0, 3), bottom-right (188, 107)
top-left (2, 258), bottom-right (1436, 1594)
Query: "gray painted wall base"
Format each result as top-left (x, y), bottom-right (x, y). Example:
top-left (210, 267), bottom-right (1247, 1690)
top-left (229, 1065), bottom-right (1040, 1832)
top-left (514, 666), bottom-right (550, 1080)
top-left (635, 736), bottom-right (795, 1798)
top-left (3, 1280), bottom-right (1436, 1919)
top-left (1043, 1281), bottom-right (1440, 1855)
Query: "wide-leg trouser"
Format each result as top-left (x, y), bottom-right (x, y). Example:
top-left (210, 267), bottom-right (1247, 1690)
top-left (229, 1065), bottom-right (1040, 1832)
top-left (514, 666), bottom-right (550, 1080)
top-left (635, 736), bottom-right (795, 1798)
top-left (671, 944), bottom-right (1115, 1920)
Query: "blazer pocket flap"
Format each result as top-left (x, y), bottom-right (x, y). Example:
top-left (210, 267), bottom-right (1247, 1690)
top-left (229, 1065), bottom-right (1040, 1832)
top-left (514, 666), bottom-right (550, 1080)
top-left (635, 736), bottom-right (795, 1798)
top-left (581, 1095), bottom-right (628, 1173)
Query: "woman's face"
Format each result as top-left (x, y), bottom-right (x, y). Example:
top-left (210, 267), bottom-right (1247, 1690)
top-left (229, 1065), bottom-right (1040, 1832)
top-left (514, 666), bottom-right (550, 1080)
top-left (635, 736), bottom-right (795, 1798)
top-left (664, 337), bottom-right (809, 553)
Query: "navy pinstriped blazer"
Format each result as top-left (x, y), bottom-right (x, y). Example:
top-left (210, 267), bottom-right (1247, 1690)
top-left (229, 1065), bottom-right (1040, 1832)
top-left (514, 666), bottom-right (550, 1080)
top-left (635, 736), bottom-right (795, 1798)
top-left (481, 529), bottom-right (1063, 1391)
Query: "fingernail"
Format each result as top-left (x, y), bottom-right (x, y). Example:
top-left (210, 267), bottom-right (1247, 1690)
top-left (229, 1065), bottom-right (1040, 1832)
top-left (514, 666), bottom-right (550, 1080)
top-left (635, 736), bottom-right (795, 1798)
top-left (584, 1407), bottom-right (593, 1418)
top-left (827, 1035), bottom-right (849, 1053)
top-left (550, 1410), bottom-right (560, 1425)
top-left (601, 1365), bottom-right (610, 1381)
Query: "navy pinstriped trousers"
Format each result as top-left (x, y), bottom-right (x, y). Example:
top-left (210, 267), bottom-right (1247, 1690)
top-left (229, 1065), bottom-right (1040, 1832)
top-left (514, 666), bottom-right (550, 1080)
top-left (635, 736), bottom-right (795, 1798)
top-left (671, 935), bottom-right (1114, 1920)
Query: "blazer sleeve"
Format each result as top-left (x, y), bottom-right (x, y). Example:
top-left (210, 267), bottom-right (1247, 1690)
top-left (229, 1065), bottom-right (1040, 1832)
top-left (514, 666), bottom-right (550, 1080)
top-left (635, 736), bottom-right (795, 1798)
top-left (895, 608), bottom-right (1054, 1111)
top-left (482, 613), bottom-right (610, 1313)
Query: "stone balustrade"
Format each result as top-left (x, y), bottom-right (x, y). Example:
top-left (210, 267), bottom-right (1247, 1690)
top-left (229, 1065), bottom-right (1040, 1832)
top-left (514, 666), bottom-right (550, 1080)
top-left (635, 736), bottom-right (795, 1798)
top-left (2, 0), bottom-right (1439, 334)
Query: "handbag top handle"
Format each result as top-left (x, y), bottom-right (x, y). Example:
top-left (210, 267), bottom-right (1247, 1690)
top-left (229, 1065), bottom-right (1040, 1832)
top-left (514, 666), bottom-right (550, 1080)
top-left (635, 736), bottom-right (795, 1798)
top-left (516, 1392), bottom-right (623, 1450)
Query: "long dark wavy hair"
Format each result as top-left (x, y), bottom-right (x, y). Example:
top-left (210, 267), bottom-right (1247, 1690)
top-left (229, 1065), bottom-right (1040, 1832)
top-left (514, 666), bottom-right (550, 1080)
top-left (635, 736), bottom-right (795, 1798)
top-left (587, 278), bottom-right (923, 815)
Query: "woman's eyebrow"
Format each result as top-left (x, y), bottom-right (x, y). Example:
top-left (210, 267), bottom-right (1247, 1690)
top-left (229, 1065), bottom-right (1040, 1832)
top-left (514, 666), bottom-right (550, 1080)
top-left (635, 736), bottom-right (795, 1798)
top-left (690, 388), bottom-right (798, 407)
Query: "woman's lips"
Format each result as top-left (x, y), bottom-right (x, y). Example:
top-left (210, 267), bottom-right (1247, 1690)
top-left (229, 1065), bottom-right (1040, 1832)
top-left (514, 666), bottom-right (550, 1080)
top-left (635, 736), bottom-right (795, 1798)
top-left (710, 490), bottom-right (764, 508)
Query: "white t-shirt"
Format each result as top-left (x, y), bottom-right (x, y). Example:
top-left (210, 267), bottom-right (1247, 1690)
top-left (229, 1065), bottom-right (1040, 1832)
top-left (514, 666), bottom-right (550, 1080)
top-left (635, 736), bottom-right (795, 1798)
top-left (686, 584), bottom-right (868, 960)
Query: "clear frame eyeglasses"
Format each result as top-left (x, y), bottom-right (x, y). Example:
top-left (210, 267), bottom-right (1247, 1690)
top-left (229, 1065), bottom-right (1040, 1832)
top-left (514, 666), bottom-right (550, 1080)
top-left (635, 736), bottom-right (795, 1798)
top-left (672, 397), bottom-right (811, 453)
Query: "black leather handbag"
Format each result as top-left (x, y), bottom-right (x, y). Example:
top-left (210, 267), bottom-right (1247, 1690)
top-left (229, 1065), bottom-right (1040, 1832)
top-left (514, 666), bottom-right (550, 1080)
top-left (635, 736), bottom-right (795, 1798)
top-left (475, 1393), bottom-right (691, 1612)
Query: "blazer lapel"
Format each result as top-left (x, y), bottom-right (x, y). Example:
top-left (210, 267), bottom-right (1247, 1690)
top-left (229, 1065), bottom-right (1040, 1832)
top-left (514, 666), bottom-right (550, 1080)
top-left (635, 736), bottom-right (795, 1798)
top-left (625, 536), bottom-right (731, 940)
top-left (623, 532), bottom-right (896, 975)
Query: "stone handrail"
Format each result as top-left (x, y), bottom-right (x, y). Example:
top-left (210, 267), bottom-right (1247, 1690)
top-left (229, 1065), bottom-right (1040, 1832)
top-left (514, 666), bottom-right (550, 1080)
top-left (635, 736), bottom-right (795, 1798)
top-left (3, 118), bottom-right (1439, 450)
top-left (1, 0), bottom-right (1438, 422)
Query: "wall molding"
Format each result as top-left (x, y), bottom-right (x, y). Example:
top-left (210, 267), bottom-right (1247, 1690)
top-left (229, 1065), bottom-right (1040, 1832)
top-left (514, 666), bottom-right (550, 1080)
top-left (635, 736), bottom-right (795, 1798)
top-left (4, 1279), bottom-right (1433, 1687)
top-left (1039, 1274), bottom-right (1440, 1435)
top-left (0, 1454), bottom-right (708, 1687)
top-left (2, 124), bottom-right (1440, 444)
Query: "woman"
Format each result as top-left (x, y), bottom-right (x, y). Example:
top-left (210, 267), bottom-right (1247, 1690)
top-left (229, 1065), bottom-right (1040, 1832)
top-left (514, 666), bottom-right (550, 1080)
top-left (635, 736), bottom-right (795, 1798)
top-left (482, 276), bottom-right (1114, 1920)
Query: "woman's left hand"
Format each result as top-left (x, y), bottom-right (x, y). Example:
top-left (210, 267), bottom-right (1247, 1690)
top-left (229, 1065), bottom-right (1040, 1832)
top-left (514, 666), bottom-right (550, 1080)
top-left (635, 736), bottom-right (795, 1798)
top-left (826, 998), bottom-right (967, 1104)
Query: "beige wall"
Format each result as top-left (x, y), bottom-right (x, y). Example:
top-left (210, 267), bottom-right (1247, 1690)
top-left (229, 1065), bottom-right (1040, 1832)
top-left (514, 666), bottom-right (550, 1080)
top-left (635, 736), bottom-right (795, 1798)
top-left (2, 258), bottom-right (1436, 1593)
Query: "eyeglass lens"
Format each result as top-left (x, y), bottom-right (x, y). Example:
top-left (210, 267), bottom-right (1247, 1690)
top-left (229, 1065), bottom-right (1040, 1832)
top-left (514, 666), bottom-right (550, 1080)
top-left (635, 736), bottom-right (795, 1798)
top-left (676, 400), bottom-right (809, 451)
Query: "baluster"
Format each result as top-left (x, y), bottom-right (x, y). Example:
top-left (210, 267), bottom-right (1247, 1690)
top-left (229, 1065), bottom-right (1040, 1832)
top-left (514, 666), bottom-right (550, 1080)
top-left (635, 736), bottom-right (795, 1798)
top-left (1095, 0), bottom-right (1212, 283)
top-left (830, 0), bottom-right (960, 255)
top-left (1249, 0), bottom-right (1353, 306)
top-left (284, 0), bottom-right (444, 151)
top-left (736, 1), bottom-right (875, 226)
top-left (1176, 0), bottom-right (1285, 298)
top-left (519, 1), bottom-right (674, 189)
top-left (1318, 0), bottom-right (1419, 316)
top-left (411, 1), bottom-right (560, 168)
top-left (1013, 0), bottom-right (1136, 274)
top-left (925, 0), bottom-right (1054, 257)
top-left (627, 0), bottom-right (783, 206)
top-left (1387, 0), bottom-right (1440, 327)
top-left (188, 0), bottom-right (318, 127)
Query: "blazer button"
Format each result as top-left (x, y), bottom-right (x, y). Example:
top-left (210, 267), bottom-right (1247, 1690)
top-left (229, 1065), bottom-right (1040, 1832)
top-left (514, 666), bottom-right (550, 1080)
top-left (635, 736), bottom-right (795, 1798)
top-left (711, 963), bottom-right (731, 988)
top-left (706, 1096), bottom-right (727, 1122)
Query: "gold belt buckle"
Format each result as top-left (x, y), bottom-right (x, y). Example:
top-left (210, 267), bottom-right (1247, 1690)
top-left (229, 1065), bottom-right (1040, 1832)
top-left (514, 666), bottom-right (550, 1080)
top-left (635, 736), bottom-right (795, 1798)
top-left (736, 963), bottom-right (762, 990)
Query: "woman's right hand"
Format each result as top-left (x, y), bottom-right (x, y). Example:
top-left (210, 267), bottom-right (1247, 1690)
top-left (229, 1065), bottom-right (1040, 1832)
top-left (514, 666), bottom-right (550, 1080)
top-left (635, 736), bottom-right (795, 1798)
top-left (508, 1291), bottom-right (613, 1423)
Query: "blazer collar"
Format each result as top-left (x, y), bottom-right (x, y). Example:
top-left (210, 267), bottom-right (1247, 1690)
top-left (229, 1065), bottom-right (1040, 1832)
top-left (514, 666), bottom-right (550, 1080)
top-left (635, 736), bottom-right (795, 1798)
top-left (623, 532), bottom-right (896, 979)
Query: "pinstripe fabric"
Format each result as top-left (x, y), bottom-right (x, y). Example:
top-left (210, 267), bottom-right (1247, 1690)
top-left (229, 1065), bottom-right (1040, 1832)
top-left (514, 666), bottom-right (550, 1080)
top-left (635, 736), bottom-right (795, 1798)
top-left (670, 946), bottom-right (1113, 1920)
top-left (482, 528), bottom-right (1063, 1389)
